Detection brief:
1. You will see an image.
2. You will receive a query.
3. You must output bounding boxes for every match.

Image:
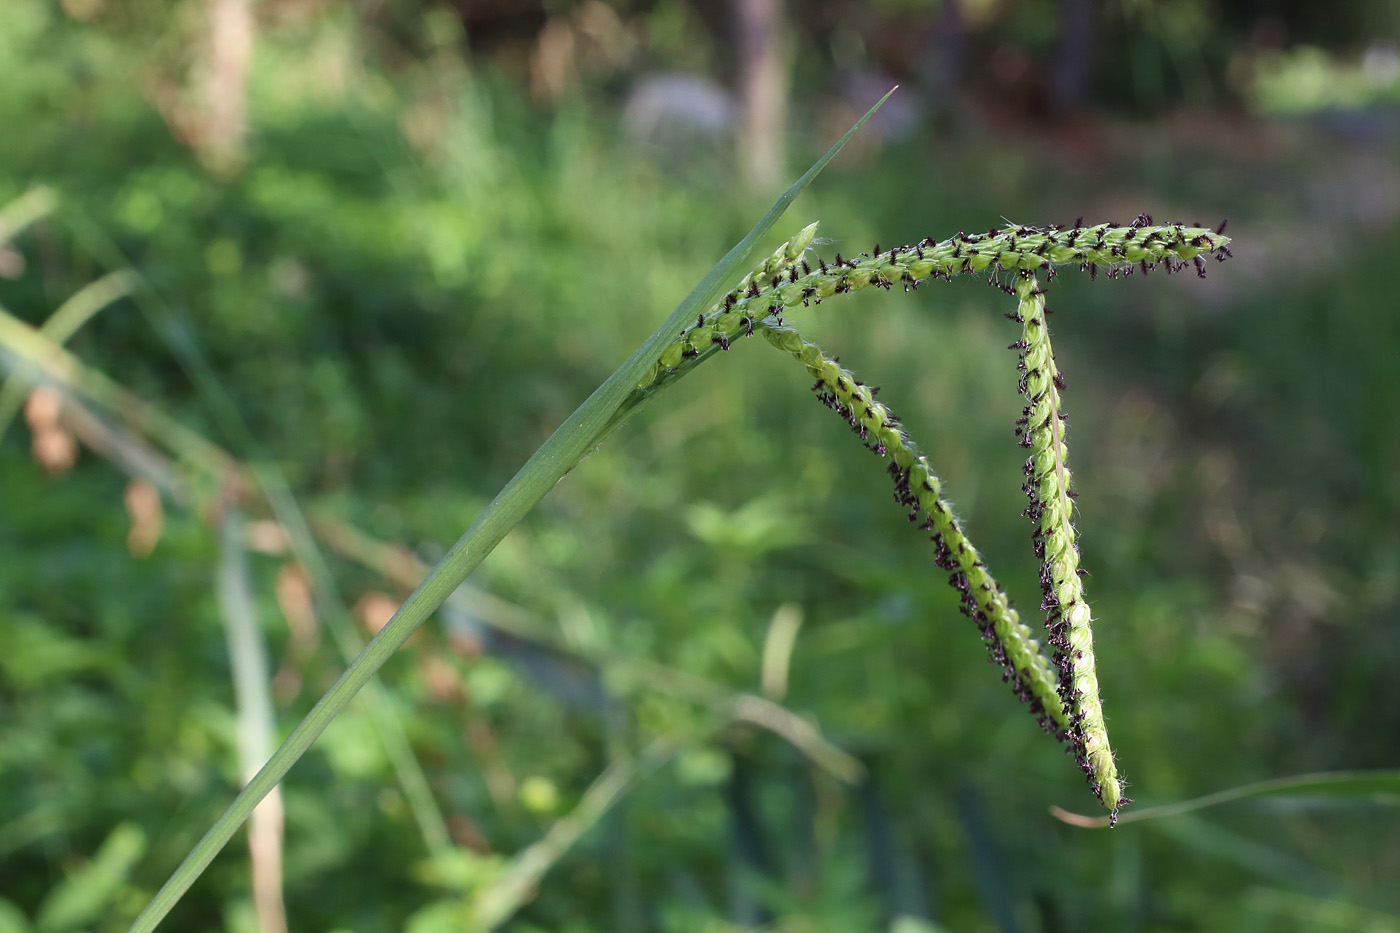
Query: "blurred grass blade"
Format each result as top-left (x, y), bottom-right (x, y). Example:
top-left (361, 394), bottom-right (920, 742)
top-left (471, 740), bottom-right (680, 930)
top-left (0, 186), bottom-right (56, 243)
top-left (216, 508), bottom-right (288, 933)
top-left (1050, 770), bottom-right (1400, 828)
top-left (125, 90), bottom-right (895, 933)
top-left (0, 306), bottom-right (237, 473)
top-left (156, 311), bottom-right (453, 855)
top-left (0, 269), bottom-right (139, 441)
top-left (34, 822), bottom-right (146, 933)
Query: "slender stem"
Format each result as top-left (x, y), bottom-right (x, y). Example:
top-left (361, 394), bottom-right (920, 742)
top-left (124, 91), bottom-right (896, 933)
top-left (470, 739), bottom-right (680, 930)
top-left (1050, 769), bottom-right (1400, 829)
top-left (215, 509), bottom-right (287, 933)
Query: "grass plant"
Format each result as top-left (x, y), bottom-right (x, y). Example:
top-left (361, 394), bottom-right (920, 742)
top-left (5, 99), bottom-right (1281, 929)
top-left (116, 92), bottom-right (897, 933)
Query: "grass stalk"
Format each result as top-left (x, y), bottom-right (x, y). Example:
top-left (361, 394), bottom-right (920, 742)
top-left (758, 323), bottom-right (1069, 734)
top-left (0, 268), bottom-right (139, 441)
top-left (215, 507), bottom-right (288, 933)
top-left (0, 313), bottom-right (861, 791)
top-left (159, 310), bottom-right (455, 855)
top-left (1013, 270), bottom-right (1122, 816)
top-left (122, 91), bottom-right (895, 933)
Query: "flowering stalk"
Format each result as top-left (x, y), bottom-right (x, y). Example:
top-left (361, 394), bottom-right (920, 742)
top-left (625, 216), bottom-right (1230, 818)
top-left (759, 323), bottom-right (1070, 735)
top-left (641, 217), bottom-right (1231, 393)
top-left (636, 222), bottom-right (819, 392)
top-left (1012, 270), bottom-right (1125, 820)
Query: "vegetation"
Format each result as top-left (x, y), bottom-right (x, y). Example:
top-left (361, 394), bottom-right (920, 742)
top-left (1, 2), bottom-right (1398, 931)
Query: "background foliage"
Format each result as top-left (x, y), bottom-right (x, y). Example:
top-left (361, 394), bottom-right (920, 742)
top-left (2, 1), bottom-right (1398, 930)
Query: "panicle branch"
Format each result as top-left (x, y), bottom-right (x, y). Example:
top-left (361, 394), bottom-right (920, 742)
top-left (641, 216), bottom-right (1231, 390)
top-left (759, 323), bottom-right (1070, 736)
top-left (1013, 272), bottom-right (1126, 820)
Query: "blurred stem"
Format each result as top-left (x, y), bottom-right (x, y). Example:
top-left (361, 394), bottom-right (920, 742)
top-left (216, 508), bottom-right (288, 933)
top-left (159, 311), bottom-right (453, 856)
top-left (0, 306), bottom-right (238, 475)
top-left (0, 269), bottom-right (139, 441)
top-left (470, 738), bottom-right (681, 930)
top-left (203, 0), bottom-right (252, 176)
top-left (618, 661), bottom-right (863, 784)
top-left (124, 92), bottom-right (894, 933)
top-left (0, 186), bottom-right (56, 242)
top-left (1051, 770), bottom-right (1400, 828)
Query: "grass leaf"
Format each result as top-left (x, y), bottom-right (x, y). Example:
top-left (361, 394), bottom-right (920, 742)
top-left (1050, 770), bottom-right (1400, 828)
top-left (124, 89), bottom-right (897, 933)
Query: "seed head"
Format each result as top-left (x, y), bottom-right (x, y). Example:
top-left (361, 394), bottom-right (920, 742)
top-left (1014, 272), bottom-right (1123, 816)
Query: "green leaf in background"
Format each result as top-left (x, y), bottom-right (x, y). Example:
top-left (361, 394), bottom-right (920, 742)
top-left (35, 822), bottom-right (146, 933)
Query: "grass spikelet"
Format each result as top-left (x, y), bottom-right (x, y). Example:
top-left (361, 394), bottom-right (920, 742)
top-left (640, 223), bottom-right (819, 390)
top-left (1013, 271), bottom-right (1125, 820)
top-left (759, 323), bottom-right (1069, 735)
top-left (641, 219), bottom-right (1231, 394)
top-left (623, 216), bottom-right (1229, 816)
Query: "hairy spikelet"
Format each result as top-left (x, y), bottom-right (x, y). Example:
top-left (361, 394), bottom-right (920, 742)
top-left (1013, 271), bottom-right (1125, 820)
top-left (760, 323), bottom-right (1069, 735)
top-left (639, 222), bottom-right (819, 389)
top-left (643, 218), bottom-right (1231, 391)
top-left (628, 217), bottom-right (1232, 817)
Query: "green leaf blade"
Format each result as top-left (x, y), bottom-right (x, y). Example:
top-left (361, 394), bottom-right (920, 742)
top-left (124, 88), bottom-right (898, 933)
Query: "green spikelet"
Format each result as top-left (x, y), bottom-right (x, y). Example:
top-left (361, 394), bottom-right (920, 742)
top-left (1013, 271), bottom-right (1125, 820)
top-left (640, 217), bottom-right (1231, 394)
top-left (639, 222), bottom-right (820, 390)
top-left (628, 216), bottom-right (1231, 817)
top-left (760, 323), bottom-right (1069, 735)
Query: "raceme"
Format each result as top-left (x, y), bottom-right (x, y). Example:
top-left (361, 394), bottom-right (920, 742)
top-left (640, 215), bottom-right (1232, 822)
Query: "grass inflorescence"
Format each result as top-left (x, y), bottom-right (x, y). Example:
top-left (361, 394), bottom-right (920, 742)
top-left (760, 323), bottom-right (1070, 735)
top-left (635, 215), bottom-right (1232, 822)
top-left (1013, 270), bottom-right (1124, 818)
top-left (641, 217), bottom-right (1231, 396)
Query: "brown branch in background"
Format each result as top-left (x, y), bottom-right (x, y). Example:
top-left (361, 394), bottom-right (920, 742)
top-left (205, 0), bottom-right (253, 177)
top-left (735, 0), bottom-right (787, 192)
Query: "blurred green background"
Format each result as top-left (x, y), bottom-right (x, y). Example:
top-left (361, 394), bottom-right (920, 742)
top-left (2, 1), bottom-right (1398, 930)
